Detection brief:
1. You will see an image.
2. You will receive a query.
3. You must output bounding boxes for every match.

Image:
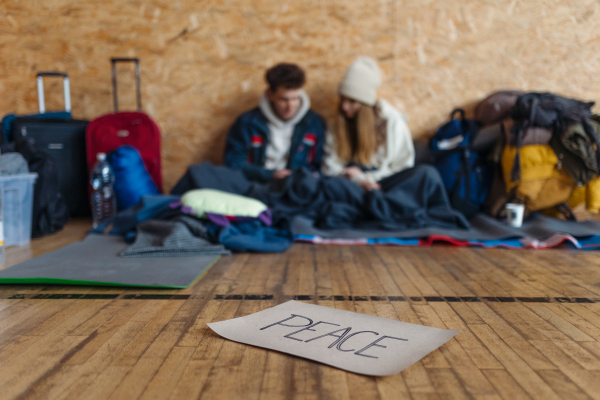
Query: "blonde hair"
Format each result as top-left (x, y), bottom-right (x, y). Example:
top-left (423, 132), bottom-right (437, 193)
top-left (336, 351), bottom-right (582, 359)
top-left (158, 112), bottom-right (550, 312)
top-left (334, 104), bottom-right (382, 165)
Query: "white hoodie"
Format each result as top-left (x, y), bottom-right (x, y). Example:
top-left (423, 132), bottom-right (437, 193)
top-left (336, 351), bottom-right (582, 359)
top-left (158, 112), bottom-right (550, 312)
top-left (259, 90), bottom-right (311, 170)
top-left (322, 99), bottom-right (415, 183)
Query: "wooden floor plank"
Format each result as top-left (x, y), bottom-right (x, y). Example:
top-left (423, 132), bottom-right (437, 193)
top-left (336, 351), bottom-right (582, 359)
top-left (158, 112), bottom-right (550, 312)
top-left (2, 220), bottom-right (600, 399)
top-left (414, 304), bottom-right (499, 398)
top-left (167, 315), bottom-right (233, 400)
top-left (1, 335), bottom-right (89, 399)
top-left (428, 369), bottom-right (473, 400)
top-left (0, 299), bottom-right (21, 313)
top-left (482, 369), bottom-right (533, 400)
top-left (229, 300), bottom-right (272, 400)
top-left (258, 350), bottom-right (296, 400)
top-left (137, 345), bottom-right (195, 400)
top-left (109, 318), bottom-right (191, 400)
top-left (468, 303), bottom-right (556, 370)
top-left (0, 299), bottom-right (72, 352)
top-left (529, 340), bottom-right (600, 400)
top-left (545, 303), bottom-right (600, 340)
top-left (401, 362), bottom-right (440, 400)
top-left (359, 248), bottom-right (404, 296)
top-left (194, 299), bottom-right (250, 400)
top-left (430, 252), bottom-right (485, 298)
top-left (51, 319), bottom-right (148, 400)
top-left (375, 373), bottom-right (412, 400)
top-left (407, 251), bottom-right (471, 297)
top-left (0, 300), bottom-right (111, 388)
top-left (524, 303), bottom-right (596, 342)
top-left (468, 324), bottom-right (561, 400)
top-left (430, 302), bottom-right (503, 370)
top-left (551, 340), bottom-right (600, 370)
top-left (375, 248), bottom-right (424, 297)
top-left (536, 369), bottom-right (593, 400)
top-left (109, 300), bottom-right (185, 367)
top-left (13, 303), bottom-right (150, 400)
top-left (394, 252), bottom-right (440, 297)
top-left (70, 366), bottom-right (132, 400)
top-left (64, 300), bottom-right (147, 366)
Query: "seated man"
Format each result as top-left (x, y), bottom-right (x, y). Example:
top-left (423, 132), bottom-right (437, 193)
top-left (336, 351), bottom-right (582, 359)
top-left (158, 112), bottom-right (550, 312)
top-left (223, 63), bottom-right (326, 183)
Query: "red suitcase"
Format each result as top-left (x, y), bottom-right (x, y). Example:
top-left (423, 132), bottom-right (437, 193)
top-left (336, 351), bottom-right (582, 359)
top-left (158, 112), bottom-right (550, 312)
top-left (86, 58), bottom-right (163, 191)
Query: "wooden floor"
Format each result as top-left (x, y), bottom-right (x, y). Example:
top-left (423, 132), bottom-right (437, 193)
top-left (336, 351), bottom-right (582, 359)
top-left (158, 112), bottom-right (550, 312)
top-left (1, 220), bottom-right (600, 399)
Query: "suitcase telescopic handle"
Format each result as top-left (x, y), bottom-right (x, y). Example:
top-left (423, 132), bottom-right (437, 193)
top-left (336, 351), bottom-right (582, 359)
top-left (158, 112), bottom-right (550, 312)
top-left (36, 72), bottom-right (71, 114)
top-left (111, 58), bottom-right (142, 112)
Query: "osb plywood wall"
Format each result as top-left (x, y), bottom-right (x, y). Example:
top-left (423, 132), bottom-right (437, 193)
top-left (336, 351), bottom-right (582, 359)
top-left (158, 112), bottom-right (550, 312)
top-left (2, 0), bottom-right (600, 190)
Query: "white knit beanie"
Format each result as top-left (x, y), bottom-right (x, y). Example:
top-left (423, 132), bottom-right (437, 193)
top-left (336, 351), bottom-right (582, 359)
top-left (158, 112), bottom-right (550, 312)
top-left (338, 57), bottom-right (382, 106)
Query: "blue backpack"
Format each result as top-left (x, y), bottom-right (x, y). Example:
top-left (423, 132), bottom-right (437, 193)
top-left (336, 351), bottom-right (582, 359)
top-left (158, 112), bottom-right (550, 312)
top-left (430, 109), bottom-right (493, 218)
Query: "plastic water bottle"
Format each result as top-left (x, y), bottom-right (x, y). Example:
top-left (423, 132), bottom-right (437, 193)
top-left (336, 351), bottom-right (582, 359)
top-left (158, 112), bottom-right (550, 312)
top-left (90, 153), bottom-right (116, 229)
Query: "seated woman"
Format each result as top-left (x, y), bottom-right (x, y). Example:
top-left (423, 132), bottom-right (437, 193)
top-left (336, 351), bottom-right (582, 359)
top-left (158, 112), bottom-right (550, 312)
top-left (322, 56), bottom-right (416, 191)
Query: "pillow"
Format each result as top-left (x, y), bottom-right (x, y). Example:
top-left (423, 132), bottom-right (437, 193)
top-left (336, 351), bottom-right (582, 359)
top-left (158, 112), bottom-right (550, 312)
top-left (175, 189), bottom-right (272, 227)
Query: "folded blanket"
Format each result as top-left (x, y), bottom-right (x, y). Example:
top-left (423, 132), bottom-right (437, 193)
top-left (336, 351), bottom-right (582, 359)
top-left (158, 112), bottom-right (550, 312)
top-left (121, 215), bottom-right (230, 258)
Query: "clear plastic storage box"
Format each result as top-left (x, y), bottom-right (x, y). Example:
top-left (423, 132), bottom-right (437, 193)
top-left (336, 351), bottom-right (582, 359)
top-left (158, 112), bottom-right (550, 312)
top-left (0, 173), bottom-right (38, 247)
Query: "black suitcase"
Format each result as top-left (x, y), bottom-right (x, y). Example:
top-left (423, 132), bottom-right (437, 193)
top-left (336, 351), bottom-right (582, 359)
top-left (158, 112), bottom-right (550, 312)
top-left (11, 72), bottom-right (90, 217)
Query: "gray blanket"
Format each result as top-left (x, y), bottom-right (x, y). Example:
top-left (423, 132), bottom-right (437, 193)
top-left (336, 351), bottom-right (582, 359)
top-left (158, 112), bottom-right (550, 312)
top-left (291, 213), bottom-right (600, 241)
top-left (121, 215), bottom-right (230, 258)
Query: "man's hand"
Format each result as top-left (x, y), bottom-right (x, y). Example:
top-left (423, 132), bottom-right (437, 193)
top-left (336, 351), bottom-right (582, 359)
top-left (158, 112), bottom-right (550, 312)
top-left (343, 166), bottom-right (363, 179)
top-left (359, 180), bottom-right (381, 191)
top-left (273, 169), bottom-right (292, 179)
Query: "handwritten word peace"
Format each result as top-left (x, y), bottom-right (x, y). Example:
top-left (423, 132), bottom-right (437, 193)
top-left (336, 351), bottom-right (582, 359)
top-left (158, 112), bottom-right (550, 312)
top-left (260, 313), bottom-right (407, 359)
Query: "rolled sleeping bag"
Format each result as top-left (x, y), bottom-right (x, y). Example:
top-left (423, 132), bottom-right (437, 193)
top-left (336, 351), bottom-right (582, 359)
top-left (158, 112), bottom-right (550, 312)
top-left (108, 145), bottom-right (159, 211)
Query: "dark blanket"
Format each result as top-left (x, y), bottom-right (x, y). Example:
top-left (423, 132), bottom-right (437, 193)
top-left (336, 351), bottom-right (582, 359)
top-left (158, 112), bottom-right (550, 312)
top-left (120, 215), bottom-right (231, 258)
top-left (103, 195), bottom-right (294, 253)
top-left (171, 162), bottom-right (469, 231)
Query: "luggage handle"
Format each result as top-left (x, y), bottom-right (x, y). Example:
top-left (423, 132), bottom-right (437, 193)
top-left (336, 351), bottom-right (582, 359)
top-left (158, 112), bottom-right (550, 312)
top-left (450, 108), bottom-right (466, 121)
top-left (37, 72), bottom-right (71, 114)
top-left (111, 58), bottom-right (142, 112)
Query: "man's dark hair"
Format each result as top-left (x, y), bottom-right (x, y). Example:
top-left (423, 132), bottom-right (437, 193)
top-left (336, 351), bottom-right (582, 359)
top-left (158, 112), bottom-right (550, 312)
top-left (265, 63), bottom-right (306, 92)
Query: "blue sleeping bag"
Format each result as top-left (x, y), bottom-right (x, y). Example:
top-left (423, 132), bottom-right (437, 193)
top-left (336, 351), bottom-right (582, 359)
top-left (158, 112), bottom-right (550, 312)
top-left (108, 145), bottom-right (159, 211)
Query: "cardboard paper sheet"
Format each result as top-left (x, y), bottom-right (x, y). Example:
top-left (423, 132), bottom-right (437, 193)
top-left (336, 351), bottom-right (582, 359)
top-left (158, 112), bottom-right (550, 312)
top-left (207, 300), bottom-right (459, 376)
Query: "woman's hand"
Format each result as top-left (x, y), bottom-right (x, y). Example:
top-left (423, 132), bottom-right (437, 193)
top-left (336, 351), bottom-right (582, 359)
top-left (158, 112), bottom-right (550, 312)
top-left (273, 169), bottom-right (292, 179)
top-left (359, 180), bottom-right (381, 191)
top-left (343, 166), bottom-right (363, 179)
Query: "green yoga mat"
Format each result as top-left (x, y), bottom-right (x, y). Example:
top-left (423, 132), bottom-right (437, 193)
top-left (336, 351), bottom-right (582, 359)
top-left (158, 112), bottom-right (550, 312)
top-left (0, 235), bottom-right (222, 288)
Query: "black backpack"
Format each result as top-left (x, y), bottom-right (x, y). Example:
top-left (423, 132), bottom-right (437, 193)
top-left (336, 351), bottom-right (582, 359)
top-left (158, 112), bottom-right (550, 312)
top-left (430, 109), bottom-right (494, 218)
top-left (1, 139), bottom-right (69, 237)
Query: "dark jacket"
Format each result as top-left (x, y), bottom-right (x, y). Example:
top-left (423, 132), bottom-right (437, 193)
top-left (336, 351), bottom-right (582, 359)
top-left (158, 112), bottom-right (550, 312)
top-left (223, 107), bottom-right (326, 183)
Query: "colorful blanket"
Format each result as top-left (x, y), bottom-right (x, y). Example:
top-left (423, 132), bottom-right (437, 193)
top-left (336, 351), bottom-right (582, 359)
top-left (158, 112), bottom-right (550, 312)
top-left (292, 214), bottom-right (600, 249)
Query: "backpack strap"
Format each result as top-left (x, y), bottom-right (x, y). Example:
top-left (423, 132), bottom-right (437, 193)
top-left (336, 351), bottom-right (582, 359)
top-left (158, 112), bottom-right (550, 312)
top-left (449, 108), bottom-right (474, 202)
top-left (451, 109), bottom-right (469, 135)
top-left (450, 147), bottom-right (482, 218)
top-left (451, 108), bottom-right (466, 121)
top-left (556, 202), bottom-right (577, 221)
top-left (511, 96), bottom-right (539, 182)
top-left (581, 117), bottom-right (600, 168)
top-left (450, 148), bottom-right (471, 203)
top-left (461, 148), bottom-right (472, 202)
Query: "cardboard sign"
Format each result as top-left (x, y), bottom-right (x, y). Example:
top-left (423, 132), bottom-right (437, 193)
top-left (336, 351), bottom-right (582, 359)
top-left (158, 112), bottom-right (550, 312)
top-left (208, 300), bottom-right (459, 376)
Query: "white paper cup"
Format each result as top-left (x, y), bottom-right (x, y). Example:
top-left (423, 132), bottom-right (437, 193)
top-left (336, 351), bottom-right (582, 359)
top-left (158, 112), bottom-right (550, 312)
top-left (505, 203), bottom-right (525, 228)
